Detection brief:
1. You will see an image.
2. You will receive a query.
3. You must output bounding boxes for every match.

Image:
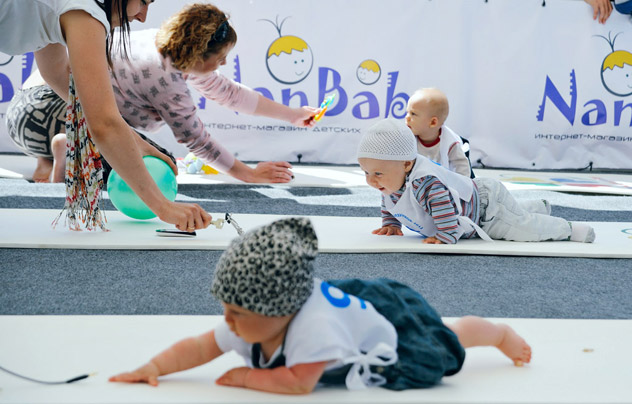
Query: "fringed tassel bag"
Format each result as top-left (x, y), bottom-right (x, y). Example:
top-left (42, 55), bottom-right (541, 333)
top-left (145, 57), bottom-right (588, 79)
top-left (52, 74), bottom-right (108, 231)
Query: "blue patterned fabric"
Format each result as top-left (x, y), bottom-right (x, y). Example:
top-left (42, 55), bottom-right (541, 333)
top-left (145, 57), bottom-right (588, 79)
top-left (615, 0), bottom-right (632, 14)
top-left (328, 278), bottom-right (465, 390)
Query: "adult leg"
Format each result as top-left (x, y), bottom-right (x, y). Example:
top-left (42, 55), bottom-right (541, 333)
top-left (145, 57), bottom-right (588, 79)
top-left (51, 133), bottom-right (67, 183)
top-left (446, 316), bottom-right (531, 366)
top-left (5, 85), bottom-right (66, 181)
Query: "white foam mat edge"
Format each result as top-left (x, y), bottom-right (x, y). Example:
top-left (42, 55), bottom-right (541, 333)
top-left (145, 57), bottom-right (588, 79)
top-left (0, 316), bottom-right (630, 403)
top-left (1, 209), bottom-right (631, 258)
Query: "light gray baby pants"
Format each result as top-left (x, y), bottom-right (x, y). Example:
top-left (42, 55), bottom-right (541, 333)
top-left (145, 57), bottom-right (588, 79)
top-left (474, 177), bottom-right (571, 242)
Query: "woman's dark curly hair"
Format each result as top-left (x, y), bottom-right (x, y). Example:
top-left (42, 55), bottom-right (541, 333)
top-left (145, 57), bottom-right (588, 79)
top-left (155, 3), bottom-right (237, 72)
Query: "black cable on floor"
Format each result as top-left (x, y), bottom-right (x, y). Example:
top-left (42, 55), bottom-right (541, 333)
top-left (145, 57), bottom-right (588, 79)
top-left (0, 364), bottom-right (95, 384)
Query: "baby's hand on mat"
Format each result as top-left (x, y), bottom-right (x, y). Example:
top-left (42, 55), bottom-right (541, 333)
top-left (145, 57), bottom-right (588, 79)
top-left (423, 236), bottom-right (444, 244)
top-left (585, 0), bottom-right (612, 24)
top-left (109, 362), bottom-right (161, 386)
top-left (372, 226), bottom-right (403, 236)
top-left (216, 366), bottom-right (250, 387)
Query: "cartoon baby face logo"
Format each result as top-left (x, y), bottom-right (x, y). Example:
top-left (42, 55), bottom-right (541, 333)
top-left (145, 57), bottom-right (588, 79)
top-left (596, 32), bottom-right (632, 97)
top-left (261, 16), bottom-right (313, 85)
top-left (356, 59), bottom-right (381, 85)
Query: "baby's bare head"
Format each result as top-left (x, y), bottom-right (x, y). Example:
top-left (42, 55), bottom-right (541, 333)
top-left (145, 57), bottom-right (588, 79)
top-left (409, 88), bottom-right (449, 125)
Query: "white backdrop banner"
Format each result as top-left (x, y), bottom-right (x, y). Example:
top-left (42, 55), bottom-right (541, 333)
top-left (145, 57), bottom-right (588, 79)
top-left (1, 0), bottom-right (632, 170)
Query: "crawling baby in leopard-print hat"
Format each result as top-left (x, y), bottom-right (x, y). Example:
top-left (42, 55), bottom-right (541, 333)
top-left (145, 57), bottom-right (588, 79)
top-left (111, 216), bottom-right (531, 393)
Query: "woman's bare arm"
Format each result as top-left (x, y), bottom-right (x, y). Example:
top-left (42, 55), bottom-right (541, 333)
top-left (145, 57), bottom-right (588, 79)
top-left (59, 10), bottom-right (211, 230)
top-left (34, 44), bottom-right (70, 102)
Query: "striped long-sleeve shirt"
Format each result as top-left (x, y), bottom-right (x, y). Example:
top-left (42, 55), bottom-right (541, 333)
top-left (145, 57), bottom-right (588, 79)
top-left (381, 175), bottom-right (480, 244)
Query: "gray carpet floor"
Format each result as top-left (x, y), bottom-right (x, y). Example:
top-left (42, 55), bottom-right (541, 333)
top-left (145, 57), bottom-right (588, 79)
top-left (0, 177), bottom-right (631, 319)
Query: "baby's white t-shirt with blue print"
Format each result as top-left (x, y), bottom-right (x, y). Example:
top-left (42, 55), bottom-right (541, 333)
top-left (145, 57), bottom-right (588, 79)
top-left (214, 278), bottom-right (398, 389)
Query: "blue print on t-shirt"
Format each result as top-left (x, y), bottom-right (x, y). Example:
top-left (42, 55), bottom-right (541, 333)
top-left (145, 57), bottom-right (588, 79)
top-left (393, 213), bottom-right (424, 233)
top-left (321, 282), bottom-right (366, 309)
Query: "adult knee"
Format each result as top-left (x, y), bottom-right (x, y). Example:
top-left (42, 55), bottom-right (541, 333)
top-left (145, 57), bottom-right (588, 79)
top-left (51, 134), bottom-right (66, 153)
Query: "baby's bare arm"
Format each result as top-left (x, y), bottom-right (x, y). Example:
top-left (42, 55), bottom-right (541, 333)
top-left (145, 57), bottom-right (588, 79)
top-left (109, 330), bottom-right (222, 386)
top-left (447, 142), bottom-right (472, 178)
top-left (216, 361), bottom-right (328, 394)
top-left (151, 330), bottom-right (222, 375)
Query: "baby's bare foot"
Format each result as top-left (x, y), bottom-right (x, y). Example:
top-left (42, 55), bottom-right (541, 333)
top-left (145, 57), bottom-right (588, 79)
top-left (496, 324), bottom-right (532, 366)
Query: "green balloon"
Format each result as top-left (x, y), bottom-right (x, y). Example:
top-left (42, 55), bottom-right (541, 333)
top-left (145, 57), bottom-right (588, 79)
top-left (107, 156), bottom-right (178, 220)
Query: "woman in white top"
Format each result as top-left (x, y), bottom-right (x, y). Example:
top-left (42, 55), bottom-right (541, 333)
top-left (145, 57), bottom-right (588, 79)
top-left (6, 3), bottom-right (318, 185)
top-left (0, 0), bottom-right (212, 232)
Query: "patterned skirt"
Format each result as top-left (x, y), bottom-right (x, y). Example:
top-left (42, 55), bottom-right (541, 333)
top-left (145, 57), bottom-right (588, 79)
top-left (5, 85), bottom-right (66, 158)
top-left (5, 84), bottom-right (175, 184)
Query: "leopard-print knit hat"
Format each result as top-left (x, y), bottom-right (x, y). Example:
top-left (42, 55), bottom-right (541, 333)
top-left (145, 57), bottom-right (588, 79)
top-left (211, 217), bottom-right (318, 316)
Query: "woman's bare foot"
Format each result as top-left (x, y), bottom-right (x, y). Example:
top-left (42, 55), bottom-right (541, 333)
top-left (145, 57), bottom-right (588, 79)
top-left (32, 157), bottom-right (53, 182)
top-left (496, 324), bottom-right (532, 366)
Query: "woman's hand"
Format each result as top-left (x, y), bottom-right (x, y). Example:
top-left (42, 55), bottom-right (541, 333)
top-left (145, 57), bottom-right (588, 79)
top-left (228, 160), bottom-right (293, 183)
top-left (253, 94), bottom-right (318, 127)
top-left (109, 362), bottom-right (161, 387)
top-left (289, 106), bottom-right (319, 127)
top-left (156, 201), bottom-right (212, 232)
top-left (251, 161), bottom-right (294, 183)
top-left (132, 129), bottom-right (179, 175)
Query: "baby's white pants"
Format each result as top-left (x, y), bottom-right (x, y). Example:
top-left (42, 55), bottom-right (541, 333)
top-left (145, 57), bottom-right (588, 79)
top-left (474, 177), bottom-right (571, 242)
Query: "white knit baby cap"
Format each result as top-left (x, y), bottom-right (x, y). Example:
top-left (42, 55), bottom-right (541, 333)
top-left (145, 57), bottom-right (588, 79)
top-left (357, 119), bottom-right (417, 161)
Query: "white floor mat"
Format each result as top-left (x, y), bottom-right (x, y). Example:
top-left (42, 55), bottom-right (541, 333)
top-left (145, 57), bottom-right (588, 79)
top-left (4, 153), bottom-right (632, 193)
top-left (1, 209), bottom-right (630, 258)
top-left (178, 167), bottom-right (632, 195)
top-left (0, 155), bottom-right (370, 188)
top-left (0, 315), bottom-right (629, 403)
top-left (475, 168), bottom-right (632, 196)
top-left (0, 155), bottom-right (31, 180)
top-left (176, 165), bottom-right (368, 188)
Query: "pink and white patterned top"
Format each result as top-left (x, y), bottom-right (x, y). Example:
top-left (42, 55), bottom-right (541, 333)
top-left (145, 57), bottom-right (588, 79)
top-left (110, 29), bottom-right (259, 172)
